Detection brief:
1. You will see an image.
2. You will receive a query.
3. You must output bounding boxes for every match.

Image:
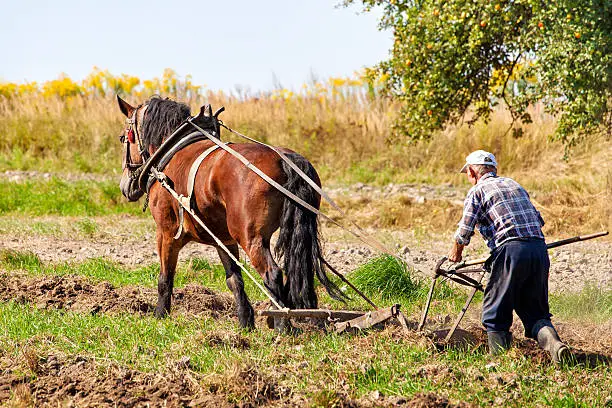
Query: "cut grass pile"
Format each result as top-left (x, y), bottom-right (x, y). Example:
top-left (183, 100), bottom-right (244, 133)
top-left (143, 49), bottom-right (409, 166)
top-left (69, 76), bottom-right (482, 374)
top-left (0, 252), bottom-right (610, 406)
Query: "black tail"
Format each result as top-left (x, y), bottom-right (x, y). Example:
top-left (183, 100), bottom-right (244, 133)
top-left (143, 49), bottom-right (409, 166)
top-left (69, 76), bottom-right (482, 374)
top-left (275, 153), bottom-right (346, 309)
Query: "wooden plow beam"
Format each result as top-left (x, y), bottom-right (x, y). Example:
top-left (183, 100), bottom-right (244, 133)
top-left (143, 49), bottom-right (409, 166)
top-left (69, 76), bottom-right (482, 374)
top-left (258, 304), bottom-right (411, 334)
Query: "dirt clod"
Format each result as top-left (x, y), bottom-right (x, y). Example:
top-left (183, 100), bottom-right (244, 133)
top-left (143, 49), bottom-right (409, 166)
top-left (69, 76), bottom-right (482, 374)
top-left (0, 273), bottom-right (235, 318)
top-left (0, 354), bottom-right (230, 407)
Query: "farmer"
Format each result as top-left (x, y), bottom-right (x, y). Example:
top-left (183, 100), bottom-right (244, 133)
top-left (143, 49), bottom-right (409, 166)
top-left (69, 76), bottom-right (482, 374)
top-left (448, 150), bottom-right (570, 363)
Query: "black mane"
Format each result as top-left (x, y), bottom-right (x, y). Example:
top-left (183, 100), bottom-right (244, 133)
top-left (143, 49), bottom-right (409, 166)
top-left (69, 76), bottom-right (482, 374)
top-left (141, 97), bottom-right (191, 150)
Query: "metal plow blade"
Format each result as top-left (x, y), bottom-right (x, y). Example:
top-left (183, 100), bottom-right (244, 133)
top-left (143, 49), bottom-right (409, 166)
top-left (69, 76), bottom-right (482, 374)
top-left (259, 304), bottom-right (411, 334)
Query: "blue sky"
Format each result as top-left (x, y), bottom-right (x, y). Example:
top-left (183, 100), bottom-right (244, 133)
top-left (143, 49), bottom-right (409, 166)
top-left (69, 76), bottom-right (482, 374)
top-left (1, 0), bottom-right (391, 92)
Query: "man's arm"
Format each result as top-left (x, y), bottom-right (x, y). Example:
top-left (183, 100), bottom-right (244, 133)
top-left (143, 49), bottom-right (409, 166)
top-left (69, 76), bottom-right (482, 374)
top-left (448, 241), bottom-right (465, 263)
top-left (449, 189), bottom-right (480, 262)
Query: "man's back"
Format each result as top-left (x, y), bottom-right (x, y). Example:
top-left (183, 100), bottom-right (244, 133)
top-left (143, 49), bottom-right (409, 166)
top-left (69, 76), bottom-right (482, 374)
top-left (457, 173), bottom-right (545, 250)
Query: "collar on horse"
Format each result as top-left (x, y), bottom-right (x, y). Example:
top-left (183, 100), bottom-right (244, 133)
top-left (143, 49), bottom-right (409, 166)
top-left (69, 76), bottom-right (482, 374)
top-left (126, 104), bottom-right (225, 201)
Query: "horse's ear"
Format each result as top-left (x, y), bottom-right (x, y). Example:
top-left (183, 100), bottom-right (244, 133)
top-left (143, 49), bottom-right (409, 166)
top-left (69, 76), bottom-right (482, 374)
top-left (117, 95), bottom-right (135, 117)
top-left (213, 106), bottom-right (225, 118)
top-left (199, 104), bottom-right (212, 117)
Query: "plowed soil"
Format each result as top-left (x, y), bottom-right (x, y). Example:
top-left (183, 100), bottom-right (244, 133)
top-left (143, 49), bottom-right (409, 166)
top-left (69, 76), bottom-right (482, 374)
top-left (0, 352), bottom-right (471, 407)
top-left (0, 272), bottom-right (234, 318)
top-left (0, 273), bottom-right (610, 407)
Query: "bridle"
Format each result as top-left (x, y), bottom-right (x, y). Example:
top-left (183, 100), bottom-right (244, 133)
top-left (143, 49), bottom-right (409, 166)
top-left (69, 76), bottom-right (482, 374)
top-left (120, 104), bottom-right (149, 172)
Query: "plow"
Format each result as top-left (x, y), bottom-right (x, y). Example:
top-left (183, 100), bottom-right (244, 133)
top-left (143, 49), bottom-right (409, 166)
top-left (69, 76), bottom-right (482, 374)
top-left (140, 103), bottom-right (608, 337)
top-left (261, 232), bottom-right (608, 337)
top-left (418, 230), bottom-right (609, 342)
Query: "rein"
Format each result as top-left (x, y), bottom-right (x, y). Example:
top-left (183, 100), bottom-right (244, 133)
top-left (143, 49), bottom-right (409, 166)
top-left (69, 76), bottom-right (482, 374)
top-left (126, 108), bottom-right (418, 274)
top-left (218, 122), bottom-right (397, 256)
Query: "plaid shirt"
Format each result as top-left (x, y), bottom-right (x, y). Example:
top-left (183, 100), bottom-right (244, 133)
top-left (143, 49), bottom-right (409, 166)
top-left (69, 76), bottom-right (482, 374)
top-left (454, 173), bottom-right (545, 250)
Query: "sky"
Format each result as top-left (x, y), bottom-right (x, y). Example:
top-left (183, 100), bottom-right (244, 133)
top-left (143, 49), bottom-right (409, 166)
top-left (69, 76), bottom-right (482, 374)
top-left (0, 0), bottom-right (392, 92)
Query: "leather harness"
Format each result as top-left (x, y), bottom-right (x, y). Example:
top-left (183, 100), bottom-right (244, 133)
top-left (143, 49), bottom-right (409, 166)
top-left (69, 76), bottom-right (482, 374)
top-left (123, 105), bottom-right (227, 239)
top-left (172, 142), bottom-right (228, 239)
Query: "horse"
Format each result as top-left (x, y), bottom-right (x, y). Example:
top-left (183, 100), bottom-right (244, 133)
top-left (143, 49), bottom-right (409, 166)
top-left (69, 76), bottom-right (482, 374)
top-left (115, 95), bottom-right (344, 330)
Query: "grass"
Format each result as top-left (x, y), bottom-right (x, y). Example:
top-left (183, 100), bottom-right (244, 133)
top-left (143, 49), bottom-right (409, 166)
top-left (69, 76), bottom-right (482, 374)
top-left (551, 285), bottom-right (612, 324)
top-left (0, 251), bottom-right (610, 406)
top-left (0, 76), bottom-right (609, 246)
top-left (0, 178), bottom-right (142, 216)
top-left (0, 177), bottom-right (608, 237)
top-left (344, 255), bottom-right (464, 315)
top-left (0, 215), bottom-right (154, 241)
top-left (0, 90), bottom-right (610, 188)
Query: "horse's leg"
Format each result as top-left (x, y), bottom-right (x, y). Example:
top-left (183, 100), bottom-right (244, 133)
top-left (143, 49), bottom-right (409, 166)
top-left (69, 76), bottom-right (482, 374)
top-left (216, 244), bottom-right (255, 329)
top-left (248, 238), bottom-right (293, 332)
top-left (155, 230), bottom-right (182, 318)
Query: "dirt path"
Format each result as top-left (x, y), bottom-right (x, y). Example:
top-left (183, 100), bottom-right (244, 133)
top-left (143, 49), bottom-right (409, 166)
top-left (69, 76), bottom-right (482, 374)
top-left (2, 224), bottom-right (609, 293)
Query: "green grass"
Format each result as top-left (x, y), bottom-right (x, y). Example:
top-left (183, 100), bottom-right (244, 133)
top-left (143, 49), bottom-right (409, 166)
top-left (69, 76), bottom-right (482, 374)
top-left (551, 285), bottom-right (612, 324)
top-left (0, 301), bottom-right (610, 406)
top-left (0, 178), bottom-right (142, 216)
top-left (345, 255), bottom-right (464, 314)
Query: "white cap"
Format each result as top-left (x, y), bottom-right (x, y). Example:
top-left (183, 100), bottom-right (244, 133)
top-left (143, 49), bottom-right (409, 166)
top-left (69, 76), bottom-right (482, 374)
top-left (460, 150), bottom-right (497, 173)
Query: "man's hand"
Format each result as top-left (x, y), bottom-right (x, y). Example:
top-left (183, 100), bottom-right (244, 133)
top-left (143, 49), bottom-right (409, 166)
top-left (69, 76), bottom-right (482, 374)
top-left (448, 241), bottom-right (465, 263)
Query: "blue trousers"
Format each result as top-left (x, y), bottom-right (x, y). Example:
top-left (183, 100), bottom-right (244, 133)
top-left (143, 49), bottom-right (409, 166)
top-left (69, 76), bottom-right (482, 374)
top-left (482, 238), bottom-right (552, 338)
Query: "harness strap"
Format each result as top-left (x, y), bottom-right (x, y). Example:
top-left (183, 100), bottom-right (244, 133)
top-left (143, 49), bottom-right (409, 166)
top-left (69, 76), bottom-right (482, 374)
top-left (144, 132), bottom-right (215, 193)
top-left (221, 123), bottom-right (394, 255)
top-left (174, 143), bottom-right (226, 239)
top-left (187, 119), bottom-right (337, 228)
top-left (187, 144), bottom-right (225, 206)
top-left (174, 206), bottom-right (184, 240)
top-left (189, 119), bottom-right (403, 260)
top-left (152, 168), bottom-right (286, 310)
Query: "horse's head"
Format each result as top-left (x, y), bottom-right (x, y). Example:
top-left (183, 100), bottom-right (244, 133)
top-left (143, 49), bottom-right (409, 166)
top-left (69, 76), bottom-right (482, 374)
top-left (115, 96), bottom-right (223, 201)
top-left (116, 96), bottom-right (149, 201)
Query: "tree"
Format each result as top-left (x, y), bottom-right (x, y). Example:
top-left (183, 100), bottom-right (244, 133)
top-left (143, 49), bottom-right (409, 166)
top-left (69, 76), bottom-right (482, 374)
top-left (345, 0), bottom-right (611, 149)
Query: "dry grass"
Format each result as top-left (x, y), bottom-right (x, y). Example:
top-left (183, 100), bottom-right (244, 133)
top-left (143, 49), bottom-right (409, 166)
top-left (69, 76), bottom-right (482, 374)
top-left (0, 92), bottom-right (600, 179)
top-left (0, 91), bottom-right (610, 235)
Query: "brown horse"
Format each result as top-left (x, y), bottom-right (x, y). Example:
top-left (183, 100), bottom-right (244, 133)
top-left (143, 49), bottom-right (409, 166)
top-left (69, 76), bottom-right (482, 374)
top-left (116, 96), bottom-right (343, 330)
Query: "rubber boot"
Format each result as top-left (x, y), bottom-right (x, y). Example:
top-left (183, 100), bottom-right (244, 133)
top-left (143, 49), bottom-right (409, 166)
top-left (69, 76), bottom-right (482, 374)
top-left (488, 331), bottom-right (512, 355)
top-left (535, 325), bottom-right (571, 364)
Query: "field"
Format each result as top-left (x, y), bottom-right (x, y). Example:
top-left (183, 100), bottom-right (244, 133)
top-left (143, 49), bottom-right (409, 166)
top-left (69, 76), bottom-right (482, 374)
top-left (0, 71), bottom-right (611, 407)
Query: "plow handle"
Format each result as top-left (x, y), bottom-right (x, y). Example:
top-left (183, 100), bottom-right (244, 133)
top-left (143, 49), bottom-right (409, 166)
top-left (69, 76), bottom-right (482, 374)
top-left (545, 231), bottom-right (608, 249)
top-left (455, 231), bottom-right (609, 268)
